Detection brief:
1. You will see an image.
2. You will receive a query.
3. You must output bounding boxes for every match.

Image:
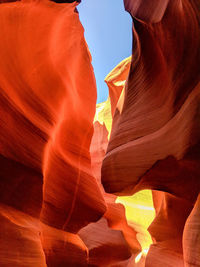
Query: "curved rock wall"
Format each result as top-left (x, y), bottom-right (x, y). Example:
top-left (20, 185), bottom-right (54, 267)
top-left (0, 0), bottom-right (199, 266)
top-left (0, 1), bottom-right (105, 266)
top-left (102, 0), bottom-right (200, 266)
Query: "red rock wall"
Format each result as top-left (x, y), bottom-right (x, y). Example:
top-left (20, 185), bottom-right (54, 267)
top-left (0, 1), bottom-right (106, 266)
top-left (0, 0), bottom-right (200, 266)
top-left (0, 1), bottom-right (138, 266)
top-left (102, 0), bottom-right (200, 266)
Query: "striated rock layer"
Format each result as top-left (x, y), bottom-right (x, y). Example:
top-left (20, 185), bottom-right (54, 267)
top-left (0, 1), bottom-right (143, 266)
top-left (102, 0), bottom-right (200, 266)
top-left (0, 0), bottom-right (106, 266)
top-left (79, 92), bottom-right (141, 266)
top-left (0, 0), bottom-right (200, 266)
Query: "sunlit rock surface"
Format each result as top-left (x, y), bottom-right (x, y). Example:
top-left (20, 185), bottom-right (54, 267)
top-left (102, 0), bottom-right (200, 266)
top-left (80, 90), bottom-right (141, 265)
top-left (0, 0), bottom-right (106, 266)
top-left (0, 0), bottom-right (200, 266)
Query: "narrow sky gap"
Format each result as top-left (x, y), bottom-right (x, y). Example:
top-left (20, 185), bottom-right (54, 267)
top-left (78, 0), bottom-right (132, 104)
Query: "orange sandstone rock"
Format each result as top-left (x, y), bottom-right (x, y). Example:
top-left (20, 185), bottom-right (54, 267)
top-left (0, 1), bottom-right (105, 266)
top-left (102, 0), bottom-right (200, 266)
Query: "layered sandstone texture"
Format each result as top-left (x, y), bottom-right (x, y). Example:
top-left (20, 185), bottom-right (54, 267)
top-left (0, 0), bottom-right (200, 266)
top-left (0, 0), bottom-right (106, 266)
top-left (0, 0), bottom-right (138, 266)
top-left (102, 0), bottom-right (200, 266)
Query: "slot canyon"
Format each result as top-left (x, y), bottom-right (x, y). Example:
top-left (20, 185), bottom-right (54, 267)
top-left (0, 0), bottom-right (199, 266)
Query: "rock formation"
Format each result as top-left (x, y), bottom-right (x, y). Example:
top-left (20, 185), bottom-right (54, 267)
top-left (0, 1), bottom-right (106, 266)
top-left (0, 0), bottom-right (199, 266)
top-left (102, 0), bottom-right (200, 266)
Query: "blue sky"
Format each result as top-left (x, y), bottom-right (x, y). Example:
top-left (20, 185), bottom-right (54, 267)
top-left (78, 0), bottom-right (132, 103)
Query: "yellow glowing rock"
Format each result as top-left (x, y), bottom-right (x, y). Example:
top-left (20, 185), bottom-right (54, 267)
top-left (116, 190), bottom-right (155, 251)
